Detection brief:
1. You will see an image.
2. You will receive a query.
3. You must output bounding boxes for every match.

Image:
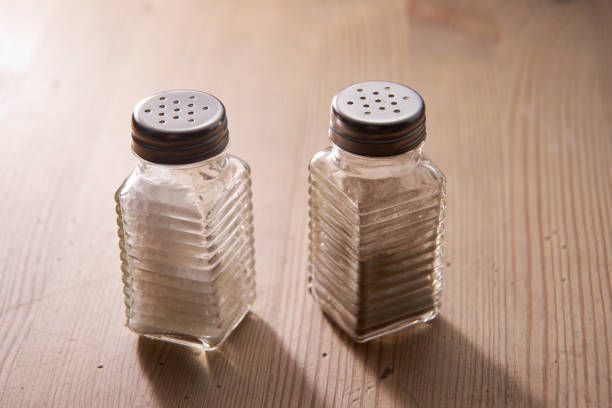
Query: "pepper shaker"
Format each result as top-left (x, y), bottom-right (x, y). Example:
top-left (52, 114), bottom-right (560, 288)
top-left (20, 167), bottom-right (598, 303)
top-left (308, 81), bottom-right (446, 342)
top-left (115, 90), bottom-right (256, 349)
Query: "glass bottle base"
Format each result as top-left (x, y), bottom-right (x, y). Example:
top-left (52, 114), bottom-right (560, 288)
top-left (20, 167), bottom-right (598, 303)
top-left (311, 286), bottom-right (439, 343)
top-left (128, 306), bottom-right (251, 350)
top-left (348, 309), bottom-right (439, 343)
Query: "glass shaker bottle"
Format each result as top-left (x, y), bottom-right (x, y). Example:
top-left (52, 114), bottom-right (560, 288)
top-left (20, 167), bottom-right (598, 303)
top-left (308, 81), bottom-right (446, 342)
top-left (115, 90), bottom-right (256, 349)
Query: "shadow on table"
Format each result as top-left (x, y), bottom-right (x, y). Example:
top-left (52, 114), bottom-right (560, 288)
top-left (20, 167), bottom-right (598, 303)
top-left (328, 315), bottom-right (543, 407)
top-left (137, 313), bottom-right (318, 407)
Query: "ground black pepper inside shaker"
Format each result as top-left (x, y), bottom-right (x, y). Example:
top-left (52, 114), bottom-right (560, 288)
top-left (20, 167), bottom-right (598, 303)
top-left (308, 81), bottom-right (446, 342)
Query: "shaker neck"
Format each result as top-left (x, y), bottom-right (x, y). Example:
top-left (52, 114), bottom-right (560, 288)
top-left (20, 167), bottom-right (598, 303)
top-left (330, 142), bottom-right (422, 171)
top-left (136, 150), bottom-right (229, 174)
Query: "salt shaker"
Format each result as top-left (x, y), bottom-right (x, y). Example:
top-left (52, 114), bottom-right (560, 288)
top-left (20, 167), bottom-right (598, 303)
top-left (115, 90), bottom-right (256, 349)
top-left (308, 81), bottom-right (446, 342)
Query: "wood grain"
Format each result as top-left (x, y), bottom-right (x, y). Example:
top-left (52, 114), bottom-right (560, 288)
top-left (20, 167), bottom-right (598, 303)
top-left (0, 0), bottom-right (610, 406)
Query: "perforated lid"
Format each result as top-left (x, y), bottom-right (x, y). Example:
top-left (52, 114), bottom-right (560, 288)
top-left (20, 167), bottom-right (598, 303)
top-left (131, 90), bottom-right (229, 164)
top-left (329, 81), bottom-right (426, 157)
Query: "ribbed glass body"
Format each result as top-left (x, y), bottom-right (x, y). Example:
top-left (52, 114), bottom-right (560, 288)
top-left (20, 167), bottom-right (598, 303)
top-left (308, 143), bottom-right (445, 342)
top-left (115, 151), bottom-right (255, 349)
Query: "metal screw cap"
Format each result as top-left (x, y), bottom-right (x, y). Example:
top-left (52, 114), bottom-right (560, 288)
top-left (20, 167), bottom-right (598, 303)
top-left (131, 90), bottom-right (229, 164)
top-left (330, 81), bottom-right (426, 157)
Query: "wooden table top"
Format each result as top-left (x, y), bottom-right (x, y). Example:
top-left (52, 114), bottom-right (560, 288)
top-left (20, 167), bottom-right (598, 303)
top-left (1, 0), bottom-right (610, 406)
